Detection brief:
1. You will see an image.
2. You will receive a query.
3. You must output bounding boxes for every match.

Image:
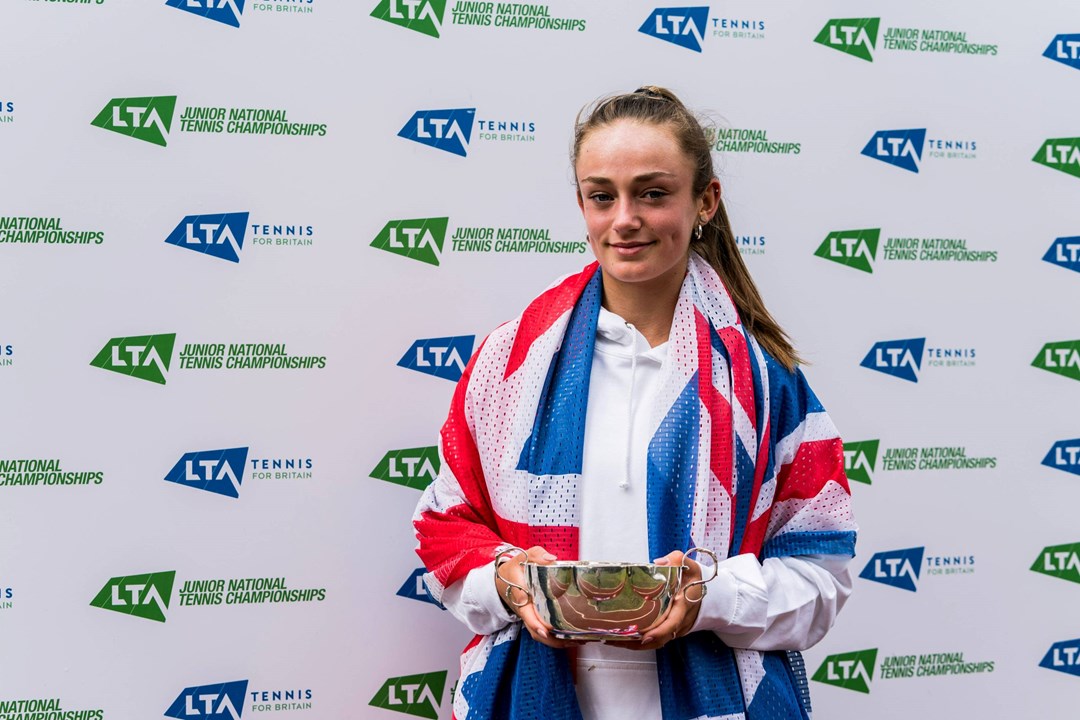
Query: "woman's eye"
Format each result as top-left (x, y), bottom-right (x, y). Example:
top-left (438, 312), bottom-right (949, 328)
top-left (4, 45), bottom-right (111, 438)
top-left (590, 192), bottom-right (613, 203)
top-left (643, 189), bottom-right (668, 200)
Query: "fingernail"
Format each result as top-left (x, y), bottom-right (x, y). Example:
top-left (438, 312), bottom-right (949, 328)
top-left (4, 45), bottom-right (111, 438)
top-left (654, 558), bottom-right (669, 565)
top-left (541, 552), bottom-right (557, 561)
top-left (537, 627), bottom-right (549, 639)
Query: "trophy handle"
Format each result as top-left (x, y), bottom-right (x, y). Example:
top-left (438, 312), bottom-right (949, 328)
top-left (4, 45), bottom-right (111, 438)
top-left (680, 547), bottom-right (719, 604)
top-left (494, 546), bottom-right (530, 608)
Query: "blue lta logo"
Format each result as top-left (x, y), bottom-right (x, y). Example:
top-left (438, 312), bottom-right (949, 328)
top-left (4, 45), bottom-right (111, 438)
top-left (859, 547), bottom-right (923, 592)
top-left (1040, 639), bottom-right (1080, 677)
top-left (638, 7), bottom-right (709, 52)
top-left (166, 680), bottom-right (248, 719)
top-left (860, 338), bottom-right (925, 382)
top-left (166, 213), bottom-right (249, 263)
top-left (1044, 34), bottom-right (1080, 71)
top-left (1043, 439), bottom-right (1080, 476)
top-left (861, 129), bottom-right (926, 173)
top-left (398, 335), bottom-right (474, 382)
top-left (165, 0), bottom-right (245, 28)
top-left (165, 448), bottom-right (250, 498)
top-left (1043, 236), bottom-right (1080, 274)
top-left (397, 568), bottom-right (444, 608)
top-left (398, 108), bottom-right (475, 157)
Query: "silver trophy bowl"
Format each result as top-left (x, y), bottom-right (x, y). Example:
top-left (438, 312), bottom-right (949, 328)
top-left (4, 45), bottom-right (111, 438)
top-left (498, 548), bottom-right (718, 641)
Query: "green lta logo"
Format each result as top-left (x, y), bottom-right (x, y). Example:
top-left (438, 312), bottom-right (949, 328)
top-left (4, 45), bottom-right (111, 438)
top-left (812, 649), bottom-right (877, 693)
top-left (843, 440), bottom-right (879, 485)
top-left (814, 229), bottom-right (879, 273)
top-left (371, 218), bottom-right (448, 266)
top-left (371, 0), bottom-right (446, 38)
top-left (1032, 340), bottom-right (1080, 381)
top-left (814, 18), bottom-right (879, 62)
top-left (370, 447), bottom-right (440, 490)
top-left (1033, 138), bottom-right (1080, 179)
top-left (1031, 542), bottom-right (1080, 584)
top-left (370, 671), bottom-right (446, 719)
top-left (91, 96), bottom-right (177, 147)
top-left (90, 333), bottom-right (176, 385)
top-left (90, 571), bottom-right (175, 622)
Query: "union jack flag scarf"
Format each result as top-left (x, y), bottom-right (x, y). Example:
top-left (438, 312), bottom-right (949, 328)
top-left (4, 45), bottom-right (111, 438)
top-left (414, 253), bottom-right (856, 719)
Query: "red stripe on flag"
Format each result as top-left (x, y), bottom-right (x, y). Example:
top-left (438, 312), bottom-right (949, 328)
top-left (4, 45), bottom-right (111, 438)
top-left (718, 326), bottom-right (756, 424)
top-left (504, 263), bottom-right (599, 380)
top-left (696, 311), bottom-right (733, 496)
top-left (738, 421), bottom-right (772, 555)
top-left (774, 437), bottom-right (850, 503)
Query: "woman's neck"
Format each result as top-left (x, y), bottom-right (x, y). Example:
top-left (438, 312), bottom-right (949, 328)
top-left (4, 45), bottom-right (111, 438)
top-left (599, 266), bottom-right (685, 348)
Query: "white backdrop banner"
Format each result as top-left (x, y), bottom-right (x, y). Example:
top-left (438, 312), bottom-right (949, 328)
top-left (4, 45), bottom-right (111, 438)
top-left (2, 1), bottom-right (1079, 719)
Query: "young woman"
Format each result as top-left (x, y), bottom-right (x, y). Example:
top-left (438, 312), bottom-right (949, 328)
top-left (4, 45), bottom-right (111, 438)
top-left (413, 86), bottom-right (857, 720)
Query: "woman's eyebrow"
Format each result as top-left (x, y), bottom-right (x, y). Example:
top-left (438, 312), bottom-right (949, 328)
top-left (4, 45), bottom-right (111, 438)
top-left (579, 171), bottom-right (678, 185)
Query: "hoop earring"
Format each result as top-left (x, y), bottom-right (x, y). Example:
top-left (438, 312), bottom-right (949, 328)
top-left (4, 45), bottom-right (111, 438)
top-left (694, 224), bottom-right (703, 240)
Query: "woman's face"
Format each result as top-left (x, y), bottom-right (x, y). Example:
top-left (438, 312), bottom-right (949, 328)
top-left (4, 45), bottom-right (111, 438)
top-left (576, 119), bottom-right (718, 294)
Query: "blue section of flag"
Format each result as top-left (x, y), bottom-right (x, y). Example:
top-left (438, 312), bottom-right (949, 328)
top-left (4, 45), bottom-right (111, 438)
top-left (860, 129), bottom-right (926, 173)
top-left (517, 273), bottom-right (600, 477)
top-left (459, 633), bottom-right (582, 719)
top-left (164, 447), bottom-right (249, 499)
top-left (763, 530), bottom-right (857, 559)
top-left (647, 374), bottom-right (700, 558)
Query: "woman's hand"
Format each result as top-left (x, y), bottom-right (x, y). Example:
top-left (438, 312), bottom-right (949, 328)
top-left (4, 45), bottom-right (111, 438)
top-left (634, 550), bottom-right (707, 651)
top-left (495, 546), bottom-right (582, 649)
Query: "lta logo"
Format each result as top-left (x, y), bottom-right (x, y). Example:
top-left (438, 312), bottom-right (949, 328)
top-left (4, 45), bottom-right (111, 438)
top-left (860, 338), bottom-right (925, 383)
top-left (91, 96), bottom-right (177, 147)
top-left (1032, 340), bottom-right (1080, 381)
top-left (812, 649), bottom-right (877, 693)
top-left (396, 568), bottom-right (443, 608)
top-left (370, 446), bottom-right (440, 490)
top-left (1031, 542), bottom-right (1080, 584)
top-left (90, 333), bottom-right (176, 385)
top-left (1043, 236), bottom-right (1080, 274)
top-left (369, 671), bottom-right (446, 719)
top-left (1033, 138), bottom-right (1080, 179)
top-left (166, 0), bottom-right (245, 28)
top-left (165, 448), bottom-right (250, 498)
top-left (638, 7), bottom-right (709, 52)
top-left (814, 228), bottom-right (879, 273)
top-left (1041, 640), bottom-right (1080, 678)
top-left (371, 218), bottom-right (448, 267)
top-left (166, 680), bottom-right (248, 719)
top-left (398, 336), bottom-right (474, 382)
top-left (859, 547), bottom-right (923, 592)
top-left (843, 439), bottom-right (879, 485)
top-left (1043, 439), bottom-right (1080, 476)
top-left (814, 18), bottom-right (879, 62)
top-left (861, 129), bottom-right (926, 173)
top-left (371, 0), bottom-right (446, 38)
top-left (166, 213), bottom-right (249, 263)
top-left (398, 109), bottom-right (475, 157)
top-left (90, 571), bottom-right (176, 622)
top-left (1044, 34), bottom-right (1080, 71)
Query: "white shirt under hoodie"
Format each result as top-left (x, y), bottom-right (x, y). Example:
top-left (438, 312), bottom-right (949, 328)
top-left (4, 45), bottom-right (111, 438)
top-left (440, 307), bottom-right (853, 720)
